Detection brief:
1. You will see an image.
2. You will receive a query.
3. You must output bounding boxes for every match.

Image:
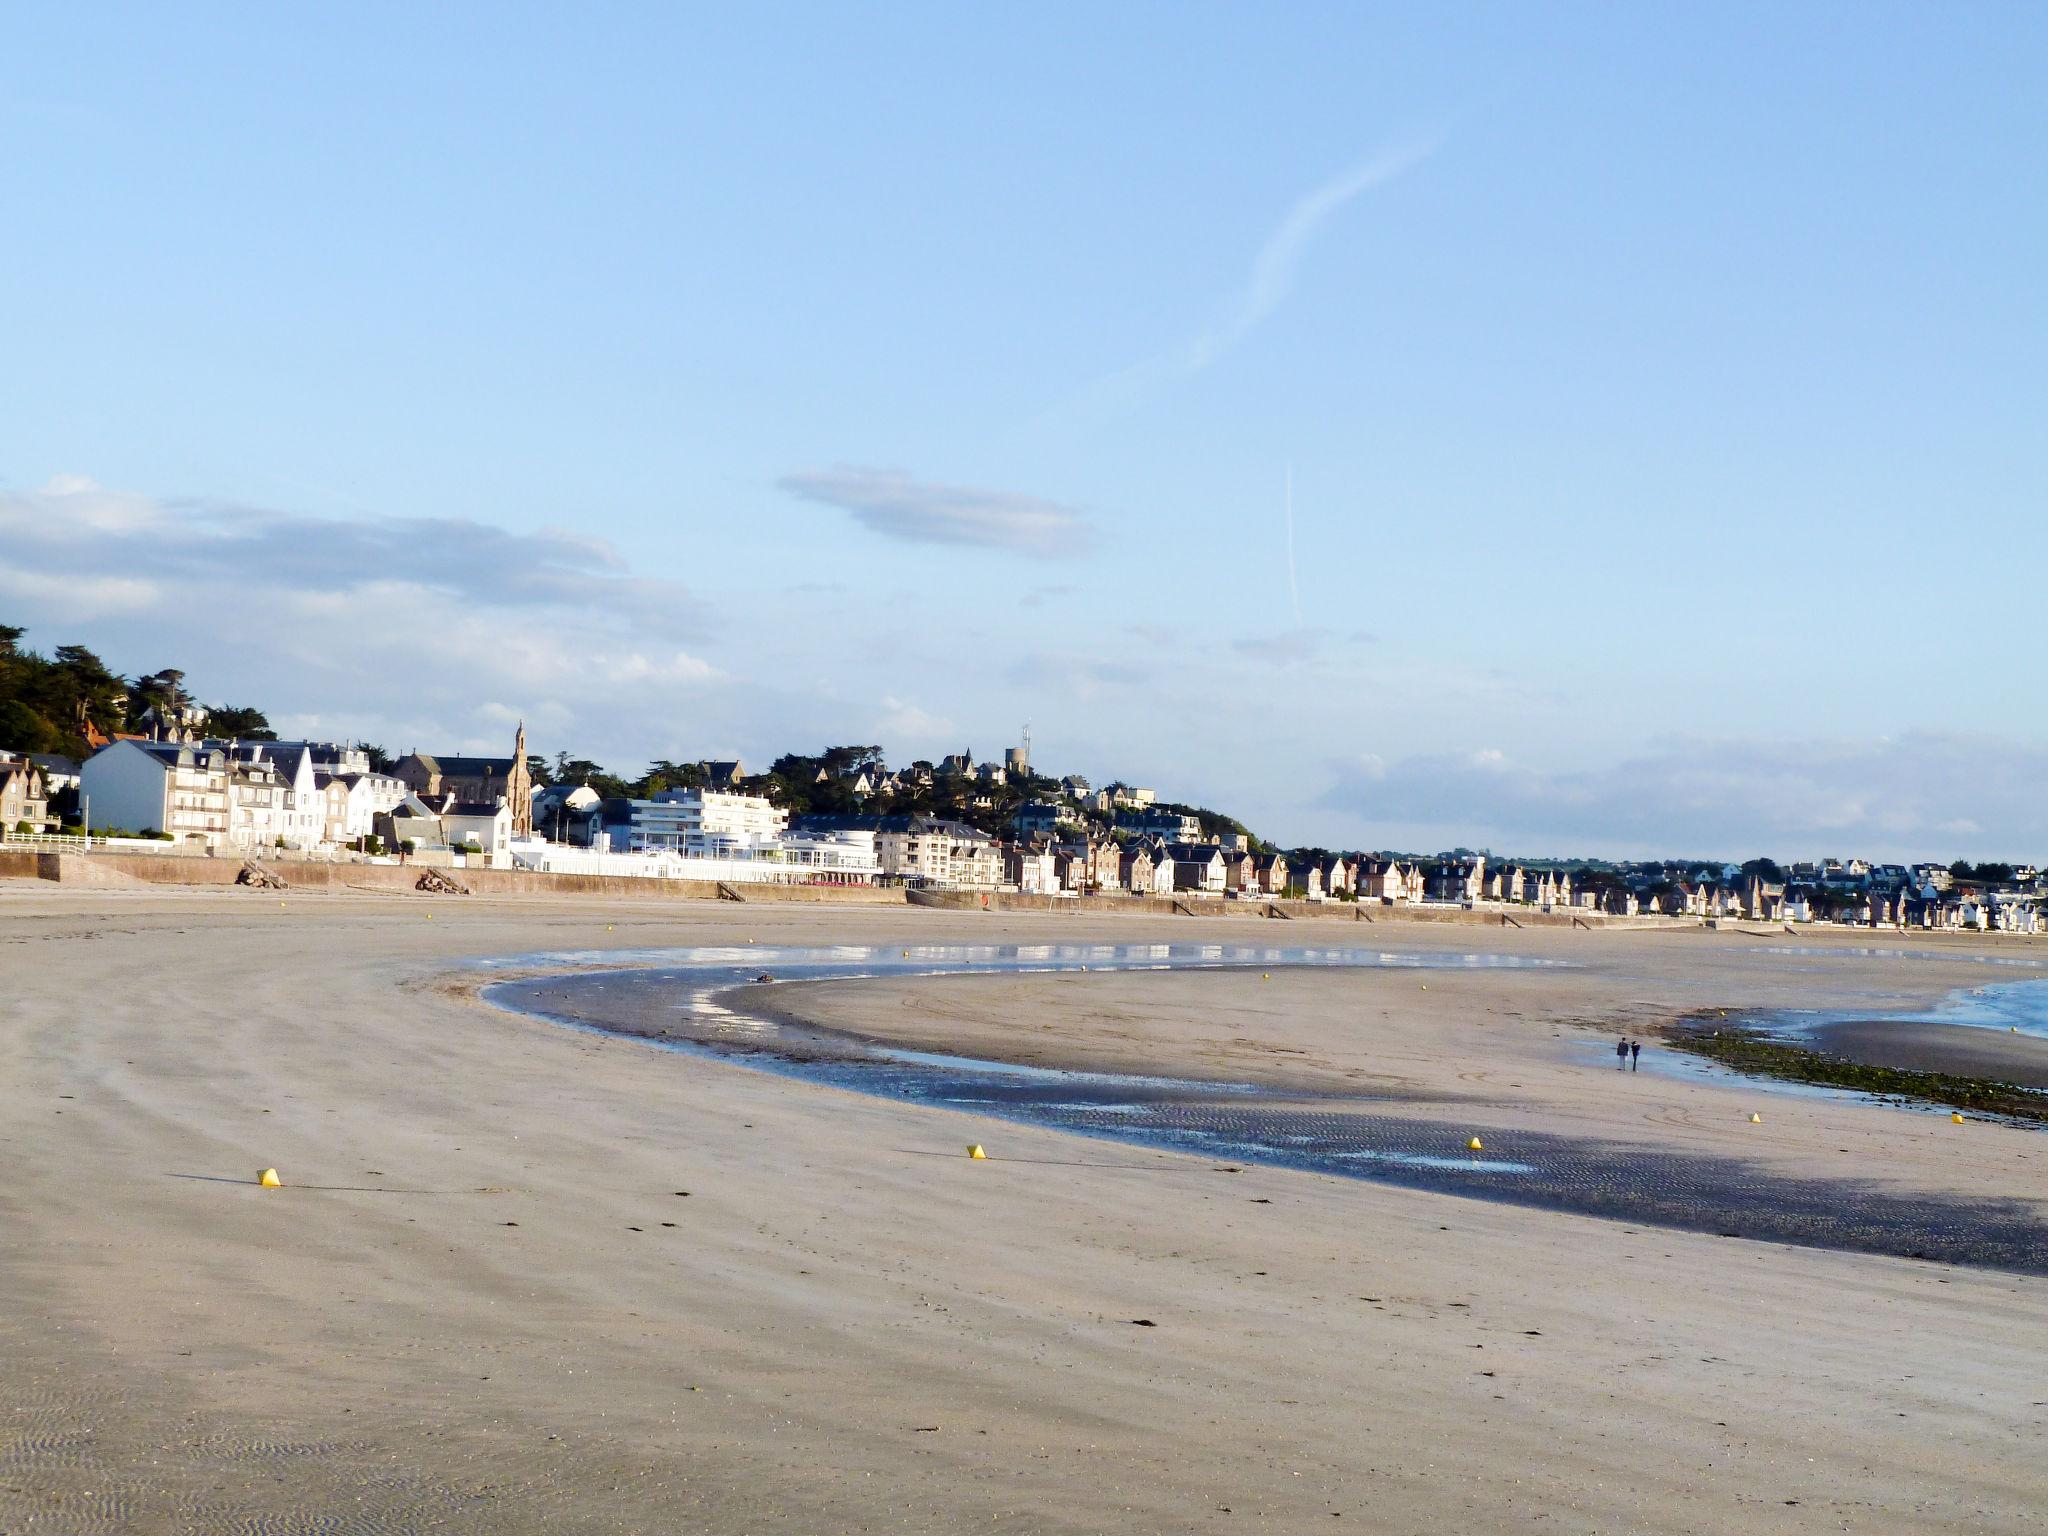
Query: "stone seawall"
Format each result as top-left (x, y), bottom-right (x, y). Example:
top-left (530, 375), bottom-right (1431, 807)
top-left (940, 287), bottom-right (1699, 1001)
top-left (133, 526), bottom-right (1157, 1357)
top-left (6, 852), bottom-right (1680, 928)
top-left (904, 887), bottom-right (1678, 930)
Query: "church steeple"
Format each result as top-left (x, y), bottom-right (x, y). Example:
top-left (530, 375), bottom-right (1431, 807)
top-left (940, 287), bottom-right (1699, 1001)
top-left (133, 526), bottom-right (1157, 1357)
top-left (509, 721), bottom-right (533, 837)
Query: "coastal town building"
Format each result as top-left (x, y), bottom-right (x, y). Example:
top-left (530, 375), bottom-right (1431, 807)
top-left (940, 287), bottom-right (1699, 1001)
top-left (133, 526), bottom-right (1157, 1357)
top-left (77, 739), bottom-right (231, 846)
top-left (373, 793), bottom-right (449, 854)
top-left (0, 752), bottom-right (51, 832)
top-left (392, 724), bottom-right (534, 836)
top-left (1163, 842), bottom-right (1228, 894)
top-left (591, 789), bottom-right (789, 855)
top-left (441, 800), bottom-right (514, 864)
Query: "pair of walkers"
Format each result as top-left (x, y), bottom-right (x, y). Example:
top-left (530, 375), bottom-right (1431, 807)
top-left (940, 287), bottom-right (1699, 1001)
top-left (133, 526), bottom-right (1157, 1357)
top-left (1616, 1037), bottom-right (1641, 1071)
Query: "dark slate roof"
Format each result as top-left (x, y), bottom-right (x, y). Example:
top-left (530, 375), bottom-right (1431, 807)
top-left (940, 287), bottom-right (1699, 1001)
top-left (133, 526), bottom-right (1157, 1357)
top-left (444, 801), bottom-right (508, 818)
top-left (421, 755), bottom-right (516, 777)
top-left (27, 753), bottom-right (77, 775)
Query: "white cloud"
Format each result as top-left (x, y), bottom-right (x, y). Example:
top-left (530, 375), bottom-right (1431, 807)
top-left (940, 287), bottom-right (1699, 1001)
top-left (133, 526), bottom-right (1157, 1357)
top-left (1322, 733), bottom-right (2048, 862)
top-left (779, 466), bottom-right (1089, 558)
top-left (0, 565), bottom-right (160, 615)
top-left (1005, 651), bottom-right (1150, 701)
top-left (0, 476), bottom-right (707, 638)
top-left (875, 694), bottom-right (953, 743)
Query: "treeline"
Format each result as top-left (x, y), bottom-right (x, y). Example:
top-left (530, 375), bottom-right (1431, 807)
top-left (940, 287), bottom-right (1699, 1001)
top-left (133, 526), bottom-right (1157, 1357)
top-left (0, 624), bottom-right (276, 756)
top-left (547, 742), bottom-right (1262, 847)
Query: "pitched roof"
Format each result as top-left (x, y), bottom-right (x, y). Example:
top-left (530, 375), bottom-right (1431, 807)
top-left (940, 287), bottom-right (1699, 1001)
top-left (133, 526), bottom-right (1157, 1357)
top-left (418, 755), bottom-right (517, 777)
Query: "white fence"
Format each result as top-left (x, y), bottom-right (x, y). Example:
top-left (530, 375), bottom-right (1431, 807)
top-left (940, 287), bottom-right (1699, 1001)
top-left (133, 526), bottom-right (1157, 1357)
top-left (0, 832), bottom-right (192, 855)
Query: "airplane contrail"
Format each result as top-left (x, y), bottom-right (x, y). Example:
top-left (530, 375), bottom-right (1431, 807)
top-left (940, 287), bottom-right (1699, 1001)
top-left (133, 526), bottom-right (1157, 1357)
top-left (1043, 135), bottom-right (1440, 431)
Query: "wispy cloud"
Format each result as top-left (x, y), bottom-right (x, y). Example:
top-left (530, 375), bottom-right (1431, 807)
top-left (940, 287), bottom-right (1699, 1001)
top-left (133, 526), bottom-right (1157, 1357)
top-left (1005, 651), bottom-right (1151, 701)
top-left (1062, 137), bottom-right (1437, 421)
top-left (1232, 628), bottom-right (1332, 666)
top-left (778, 466), bottom-right (1089, 558)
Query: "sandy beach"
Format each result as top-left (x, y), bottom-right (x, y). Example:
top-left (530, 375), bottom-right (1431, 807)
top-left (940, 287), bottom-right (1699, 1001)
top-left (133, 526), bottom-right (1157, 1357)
top-left (2, 886), bottom-right (2045, 1532)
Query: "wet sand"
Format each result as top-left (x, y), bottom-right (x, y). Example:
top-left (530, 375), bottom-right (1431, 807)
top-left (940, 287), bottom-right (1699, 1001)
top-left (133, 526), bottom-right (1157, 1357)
top-left (1808, 1019), bottom-right (2048, 1088)
top-left (1, 887), bottom-right (2045, 1532)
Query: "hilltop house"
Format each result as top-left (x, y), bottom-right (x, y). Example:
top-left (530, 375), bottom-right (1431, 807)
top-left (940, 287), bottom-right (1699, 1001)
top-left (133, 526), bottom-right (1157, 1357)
top-left (1115, 808), bottom-right (1203, 842)
top-left (1011, 801), bottom-right (1063, 836)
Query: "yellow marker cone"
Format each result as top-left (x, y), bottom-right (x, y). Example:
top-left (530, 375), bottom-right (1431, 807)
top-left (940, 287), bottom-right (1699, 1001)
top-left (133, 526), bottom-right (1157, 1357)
top-left (1951, 1112), bottom-right (1966, 1124)
top-left (258, 1167), bottom-right (282, 1188)
top-left (967, 1144), bottom-right (987, 1160)
top-left (1749, 1113), bottom-right (1762, 1124)
top-left (1467, 1136), bottom-right (1484, 1151)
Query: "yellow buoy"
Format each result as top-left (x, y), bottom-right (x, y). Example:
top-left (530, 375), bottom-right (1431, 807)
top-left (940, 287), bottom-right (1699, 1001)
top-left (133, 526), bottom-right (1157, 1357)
top-left (1262, 972), bottom-right (1270, 980)
top-left (1951, 1112), bottom-right (1966, 1124)
top-left (1467, 1136), bottom-right (1483, 1151)
top-left (967, 1144), bottom-right (987, 1160)
top-left (1420, 984), bottom-right (1428, 991)
top-left (258, 1167), bottom-right (282, 1189)
top-left (1749, 1113), bottom-right (1762, 1124)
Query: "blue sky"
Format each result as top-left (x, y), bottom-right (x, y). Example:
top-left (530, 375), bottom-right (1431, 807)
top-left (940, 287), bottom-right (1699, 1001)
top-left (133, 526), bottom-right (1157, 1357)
top-left (3, 4), bottom-right (2044, 859)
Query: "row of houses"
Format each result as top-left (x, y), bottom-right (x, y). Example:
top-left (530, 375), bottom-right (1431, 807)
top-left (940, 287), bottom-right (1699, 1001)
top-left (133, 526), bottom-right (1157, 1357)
top-left (52, 738), bottom-right (413, 852)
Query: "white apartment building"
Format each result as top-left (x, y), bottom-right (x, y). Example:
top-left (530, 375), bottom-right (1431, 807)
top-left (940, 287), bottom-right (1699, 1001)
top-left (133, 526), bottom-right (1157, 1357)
top-left (78, 740), bottom-right (232, 847)
top-left (629, 788), bottom-right (789, 853)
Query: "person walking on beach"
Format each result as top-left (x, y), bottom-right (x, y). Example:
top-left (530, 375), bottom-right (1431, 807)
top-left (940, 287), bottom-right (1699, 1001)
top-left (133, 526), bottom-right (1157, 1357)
top-left (1617, 1037), bottom-right (1630, 1070)
top-left (1630, 1039), bottom-right (1642, 1071)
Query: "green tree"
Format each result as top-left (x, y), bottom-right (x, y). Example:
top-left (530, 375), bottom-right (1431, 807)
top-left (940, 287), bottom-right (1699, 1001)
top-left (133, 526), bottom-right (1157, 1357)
top-left (208, 704), bottom-right (276, 740)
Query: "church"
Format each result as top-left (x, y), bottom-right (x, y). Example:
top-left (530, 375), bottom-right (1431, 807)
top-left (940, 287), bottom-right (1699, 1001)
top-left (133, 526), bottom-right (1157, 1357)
top-left (392, 724), bottom-right (534, 836)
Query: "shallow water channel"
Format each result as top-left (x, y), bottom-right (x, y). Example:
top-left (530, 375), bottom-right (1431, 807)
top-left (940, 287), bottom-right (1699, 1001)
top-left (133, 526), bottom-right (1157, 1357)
top-left (482, 942), bottom-right (2048, 1275)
